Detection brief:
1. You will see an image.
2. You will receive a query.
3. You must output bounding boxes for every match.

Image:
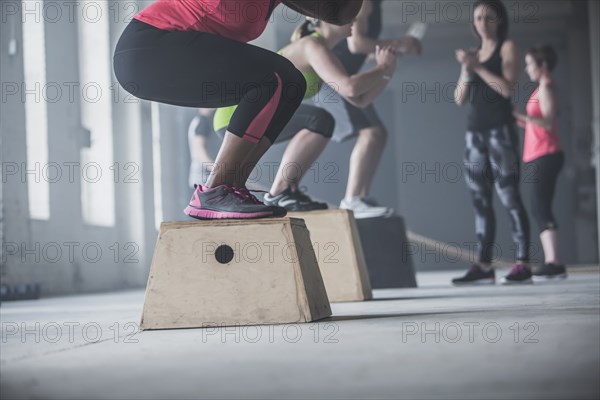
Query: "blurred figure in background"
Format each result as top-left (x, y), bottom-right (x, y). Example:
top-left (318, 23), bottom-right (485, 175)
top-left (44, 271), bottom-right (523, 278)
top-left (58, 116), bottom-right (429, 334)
top-left (311, 0), bottom-right (422, 218)
top-left (188, 108), bottom-right (215, 188)
top-left (514, 45), bottom-right (566, 280)
top-left (452, 0), bottom-right (531, 285)
top-left (213, 18), bottom-right (398, 211)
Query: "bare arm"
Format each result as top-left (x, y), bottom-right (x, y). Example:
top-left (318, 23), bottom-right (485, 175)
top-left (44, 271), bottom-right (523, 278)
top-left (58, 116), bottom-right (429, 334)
top-left (282, 0), bottom-right (363, 25)
top-left (349, 64), bottom-right (391, 106)
top-left (344, 46), bottom-right (398, 107)
top-left (514, 82), bottom-right (557, 131)
top-left (347, 0), bottom-right (382, 54)
top-left (454, 50), bottom-right (472, 106)
top-left (536, 82), bottom-right (557, 130)
top-left (471, 40), bottom-right (520, 99)
top-left (454, 68), bottom-right (472, 106)
top-left (347, 1), bottom-right (421, 55)
top-left (305, 39), bottom-right (394, 107)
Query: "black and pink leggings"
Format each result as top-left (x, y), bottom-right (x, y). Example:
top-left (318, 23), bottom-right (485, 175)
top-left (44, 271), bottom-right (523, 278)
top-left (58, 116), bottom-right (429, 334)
top-left (215, 104), bottom-right (335, 143)
top-left (113, 19), bottom-right (306, 144)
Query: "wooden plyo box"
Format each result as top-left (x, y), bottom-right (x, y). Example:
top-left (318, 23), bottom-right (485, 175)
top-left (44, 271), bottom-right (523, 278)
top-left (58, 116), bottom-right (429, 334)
top-left (140, 218), bottom-right (332, 330)
top-left (289, 210), bottom-right (372, 302)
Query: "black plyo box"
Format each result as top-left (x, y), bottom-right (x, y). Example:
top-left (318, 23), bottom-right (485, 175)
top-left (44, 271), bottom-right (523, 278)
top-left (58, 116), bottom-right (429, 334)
top-left (356, 216), bottom-right (417, 288)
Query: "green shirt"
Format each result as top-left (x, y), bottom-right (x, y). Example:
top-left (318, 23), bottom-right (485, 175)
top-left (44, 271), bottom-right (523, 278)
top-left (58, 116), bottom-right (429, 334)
top-left (213, 32), bottom-right (324, 133)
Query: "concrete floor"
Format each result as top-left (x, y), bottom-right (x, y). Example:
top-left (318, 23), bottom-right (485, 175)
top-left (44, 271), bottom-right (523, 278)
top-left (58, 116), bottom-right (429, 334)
top-left (1, 269), bottom-right (599, 400)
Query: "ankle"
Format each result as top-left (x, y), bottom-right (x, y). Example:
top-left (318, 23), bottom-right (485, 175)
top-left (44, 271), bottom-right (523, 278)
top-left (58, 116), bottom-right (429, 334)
top-left (269, 187), bottom-right (291, 197)
top-left (270, 183), bottom-right (291, 196)
top-left (206, 178), bottom-right (235, 188)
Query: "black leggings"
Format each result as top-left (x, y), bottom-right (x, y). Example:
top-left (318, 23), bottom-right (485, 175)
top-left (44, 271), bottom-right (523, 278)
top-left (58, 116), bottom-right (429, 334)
top-left (216, 103), bottom-right (335, 142)
top-left (113, 19), bottom-right (306, 144)
top-left (527, 152), bottom-right (564, 234)
top-left (464, 124), bottom-right (530, 263)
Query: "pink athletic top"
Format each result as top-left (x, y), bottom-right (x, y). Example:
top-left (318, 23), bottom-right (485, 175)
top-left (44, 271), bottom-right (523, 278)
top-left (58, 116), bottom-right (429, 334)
top-left (523, 84), bottom-right (561, 163)
top-left (134, 0), bottom-right (281, 43)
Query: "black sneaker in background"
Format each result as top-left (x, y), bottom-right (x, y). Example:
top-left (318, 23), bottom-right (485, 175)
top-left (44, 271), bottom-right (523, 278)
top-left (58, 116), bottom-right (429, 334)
top-left (236, 187), bottom-right (287, 217)
top-left (502, 263), bottom-right (533, 285)
top-left (264, 188), bottom-right (328, 212)
top-left (452, 264), bottom-right (496, 285)
top-left (532, 263), bottom-right (568, 281)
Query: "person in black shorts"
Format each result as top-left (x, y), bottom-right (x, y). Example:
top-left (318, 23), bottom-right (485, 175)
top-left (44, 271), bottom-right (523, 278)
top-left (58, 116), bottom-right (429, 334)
top-left (213, 18), bottom-right (397, 212)
top-left (310, 0), bottom-right (421, 218)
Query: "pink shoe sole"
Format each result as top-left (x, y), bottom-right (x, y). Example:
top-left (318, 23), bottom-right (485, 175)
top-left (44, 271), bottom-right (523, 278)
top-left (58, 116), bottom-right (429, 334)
top-left (184, 206), bottom-right (274, 220)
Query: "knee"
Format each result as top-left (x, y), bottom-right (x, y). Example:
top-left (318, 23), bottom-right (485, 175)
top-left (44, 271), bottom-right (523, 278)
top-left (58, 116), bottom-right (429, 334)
top-left (287, 66), bottom-right (307, 99)
top-left (215, 128), bottom-right (226, 141)
top-left (540, 221), bottom-right (558, 233)
top-left (275, 59), bottom-right (306, 104)
top-left (473, 194), bottom-right (492, 214)
top-left (530, 201), bottom-right (554, 233)
top-left (497, 186), bottom-right (522, 210)
top-left (532, 212), bottom-right (547, 233)
top-left (311, 109), bottom-right (335, 138)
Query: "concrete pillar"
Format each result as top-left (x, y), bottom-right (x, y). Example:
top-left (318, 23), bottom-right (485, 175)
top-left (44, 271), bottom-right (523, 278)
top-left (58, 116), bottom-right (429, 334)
top-left (589, 0), bottom-right (600, 260)
top-left (1, 3), bottom-right (31, 283)
top-left (108, 5), bottom-right (153, 286)
top-left (565, 4), bottom-right (595, 263)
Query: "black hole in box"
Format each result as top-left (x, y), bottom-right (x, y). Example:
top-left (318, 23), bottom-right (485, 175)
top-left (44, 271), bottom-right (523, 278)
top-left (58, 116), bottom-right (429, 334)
top-left (215, 245), bottom-right (234, 264)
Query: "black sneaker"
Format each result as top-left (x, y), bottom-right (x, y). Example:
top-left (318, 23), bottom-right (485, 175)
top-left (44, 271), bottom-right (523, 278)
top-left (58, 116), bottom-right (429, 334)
top-left (264, 188), bottom-right (328, 212)
top-left (236, 187), bottom-right (287, 217)
top-left (184, 184), bottom-right (286, 220)
top-left (502, 263), bottom-right (533, 285)
top-left (532, 263), bottom-right (567, 281)
top-left (452, 264), bottom-right (495, 285)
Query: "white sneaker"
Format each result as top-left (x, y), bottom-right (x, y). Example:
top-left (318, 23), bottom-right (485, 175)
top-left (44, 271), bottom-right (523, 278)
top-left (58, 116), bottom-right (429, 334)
top-left (339, 197), bottom-right (394, 219)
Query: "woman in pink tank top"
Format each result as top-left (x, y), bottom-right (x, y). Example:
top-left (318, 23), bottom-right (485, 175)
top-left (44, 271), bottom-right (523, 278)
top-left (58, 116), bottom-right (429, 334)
top-left (514, 45), bottom-right (566, 280)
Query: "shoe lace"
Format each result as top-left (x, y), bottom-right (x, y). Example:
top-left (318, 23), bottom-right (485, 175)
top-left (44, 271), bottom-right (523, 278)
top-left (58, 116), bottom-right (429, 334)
top-left (362, 197), bottom-right (380, 207)
top-left (468, 264), bottom-right (482, 273)
top-left (234, 187), bottom-right (265, 205)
